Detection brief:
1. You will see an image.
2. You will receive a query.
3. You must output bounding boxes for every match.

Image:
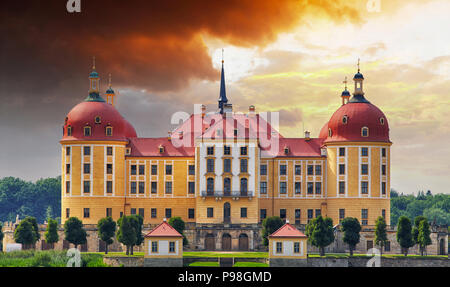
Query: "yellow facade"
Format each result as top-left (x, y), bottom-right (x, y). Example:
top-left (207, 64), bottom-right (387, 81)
top-left (268, 237), bottom-right (308, 259)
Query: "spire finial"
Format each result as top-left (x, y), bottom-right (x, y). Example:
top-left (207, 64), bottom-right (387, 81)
top-left (108, 73), bottom-right (112, 88)
top-left (221, 48), bottom-right (224, 64)
top-left (93, 56), bottom-right (96, 70)
top-left (357, 58), bottom-right (360, 73)
top-left (343, 76), bottom-right (348, 90)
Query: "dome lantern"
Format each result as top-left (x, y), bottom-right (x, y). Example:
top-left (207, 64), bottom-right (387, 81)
top-left (86, 56), bottom-right (105, 102)
top-left (341, 76), bottom-right (351, 105)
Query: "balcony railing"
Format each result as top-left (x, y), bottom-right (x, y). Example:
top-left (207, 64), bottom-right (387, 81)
top-left (200, 190), bottom-right (254, 198)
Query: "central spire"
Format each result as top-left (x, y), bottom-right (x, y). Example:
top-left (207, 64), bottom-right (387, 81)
top-left (218, 49), bottom-right (228, 114)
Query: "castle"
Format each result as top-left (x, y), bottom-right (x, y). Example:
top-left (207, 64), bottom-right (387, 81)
top-left (60, 58), bottom-right (392, 251)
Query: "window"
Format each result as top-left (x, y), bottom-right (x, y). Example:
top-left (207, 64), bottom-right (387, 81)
top-left (339, 147), bottom-right (345, 157)
top-left (66, 181), bottom-right (70, 194)
top-left (223, 159), bottom-right (231, 173)
top-left (83, 146), bottom-right (91, 156)
top-left (362, 209), bottom-right (368, 225)
top-left (280, 209), bottom-right (286, 219)
top-left (159, 145), bottom-right (164, 153)
top-left (107, 146), bottom-right (113, 156)
top-left (207, 207), bottom-right (214, 218)
top-left (279, 165), bottom-right (287, 175)
top-left (260, 209), bottom-right (267, 222)
top-left (106, 208), bottom-right (112, 217)
top-left (66, 147), bottom-right (71, 156)
top-left (240, 159), bottom-right (248, 173)
top-left (295, 165), bottom-right (301, 175)
top-left (339, 164), bottom-right (345, 175)
top-left (106, 181), bottom-right (112, 194)
top-left (382, 148), bottom-right (386, 158)
top-left (165, 165), bottom-right (172, 175)
top-left (241, 207), bottom-right (247, 218)
top-left (328, 129), bottom-right (332, 137)
top-left (361, 164), bottom-right (368, 175)
top-left (188, 165), bottom-right (195, 175)
top-left (307, 183), bottom-right (313, 194)
top-left (83, 163), bottom-right (90, 174)
top-left (315, 165), bottom-right (322, 176)
top-left (260, 165), bottom-right (267, 175)
top-left (131, 165), bottom-right (137, 175)
top-left (234, 129), bottom-right (238, 136)
top-left (120, 212), bottom-right (123, 217)
top-left (294, 242), bottom-right (300, 253)
top-left (361, 147), bottom-right (368, 156)
top-left (382, 209), bottom-right (386, 219)
top-left (362, 127), bottom-right (369, 137)
top-left (276, 242), bottom-right (282, 253)
top-left (67, 126), bottom-right (72, 136)
top-left (223, 145), bottom-right (231, 155)
top-left (223, 178), bottom-right (231, 194)
top-left (83, 181), bottom-right (90, 193)
top-left (240, 178), bottom-right (248, 195)
top-left (83, 208), bottom-right (90, 218)
top-left (295, 182), bottom-right (301, 194)
top-left (139, 182), bottom-right (145, 194)
top-left (106, 126), bottom-right (113, 136)
top-left (66, 164), bottom-right (70, 174)
top-left (188, 208), bottom-right (195, 219)
top-left (169, 242), bottom-right (175, 253)
top-left (66, 208), bottom-right (70, 218)
top-left (367, 240), bottom-right (373, 250)
top-left (315, 209), bottom-right (321, 218)
top-left (95, 116), bottom-right (101, 124)
top-left (240, 146), bottom-right (247, 156)
top-left (139, 165), bottom-right (145, 175)
top-left (339, 209), bottom-right (345, 222)
top-left (152, 241), bottom-right (158, 253)
top-left (295, 209), bottom-right (301, 225)
top-left (207, 178), bottom-right (214, 194)
top-left (339, 181), bottom-right (345, 194)
top-left (382, 165), bottom-right (386, 176)
top-left (260, 182), bottom-right (267, 194)
top-left (361, 181), bottom-right (368, 194)
top-left (106, 164), bottom-right (113, 174)
top-left (130, 182), bottom-right (137, 194)
top-left (307, 209), bottom-right (313, 221)
top-left (307, 165), bottom-right (314, 175)
top-left (188, 182), bottom-right (195, 194)
top-left (380, 117), bottom-right (385, 125)
top-left (207, 146), bottom-right (214, 155)
top-left (382, 182), bottom-right (386, 195)
top-left (315, 182), bottom-right (321, 194)
top-left (151, 182), bottom-right (157, 194)
top-left (84, 126), bottom-right (91, 136)
top-left (342, 115), bottom-right (348, 124)
top-left (279, 182), bottom-right (287, 194)
top-left (139, 208), bottom-right (144, 218)
top-left (151, 165), bottom-right (158, 175)
top-left (151, 208), bottom-right (157, 218)
top-left (165, 182), bottom-right (172, 194)
top-left (165, 208), bottom-right (172, 218)
top-left (207, 159), bottom-right (215, 173)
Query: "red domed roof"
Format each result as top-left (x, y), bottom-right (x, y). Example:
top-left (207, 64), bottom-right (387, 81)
top-left (61, 101), bottom-right (137, 142)
top-left (324, 102), bottom-right (389, 143)
top-left (318, 122), bottom-right (329, 139)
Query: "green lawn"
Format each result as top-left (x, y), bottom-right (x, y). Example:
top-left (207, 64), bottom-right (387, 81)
top-left (189, 261), bottom-right (220, 267)
top-left (183, 251), bottom-right (268, 258)
top-left (233, 262), bottom-right (269, 267)
top-left (0, 250), bottom-right (109, 267)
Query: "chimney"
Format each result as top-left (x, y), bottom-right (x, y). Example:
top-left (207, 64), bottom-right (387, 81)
top-left (305, 130), bottom-right (311, 141)
top-left (249, 105), bottom-right (256, 114)
top-left (178, 131), bottom-right (183, 140)
top-left (201, 104), bottom-right (206, 118)
top-left (168, 131), bottom-right (172, 141)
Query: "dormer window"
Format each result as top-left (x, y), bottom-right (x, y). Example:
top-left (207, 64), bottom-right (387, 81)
top-left (159, 145), bottom-right (165, 153)
top-left (284, 147), bottom-right (289, 155)
top-left (380, 117), bottom-right (385, 125)
top-left (234, 129), bottom-right (238, 137)
top-left (84, 126), bottom-right (91, 136)
top-left (342, 115), bottom-right (348, 124)
top-left (67, 125), bottom-right (72, 136)
top-left (95, 116), bottom-right (101, 124)
top-left (125, 148), bottom-right (131, 155)
top-left (328, 128), bottom-right (332, 137)
top-left (361, 126), bottom-right (369, 137)
top-left (106, 126), bottom-right (113, 136)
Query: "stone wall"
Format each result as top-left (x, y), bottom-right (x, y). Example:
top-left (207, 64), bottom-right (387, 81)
top-left (306, 257), bottom-right (449, 267)
top-left (103, 256), bottom-right (144, 267)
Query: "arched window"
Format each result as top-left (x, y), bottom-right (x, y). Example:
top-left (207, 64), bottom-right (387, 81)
top-left (380, 117), bottom-right (385, 125)
top-left (223, 178), bottom-right (231, 195)
top-left (67, 125), bottom-right (72, 136)
top-left (84, 126), bottom-right (91, 136)
top-left (361, 126), bottom-right (369, 137)
top-left (328, 128), bottom-right (332, 137)
top-left (106, 126), bottom-right (113, 136)
top-left (95, 116), bottom-right (101, 124)
top-left (207, 178), bottom-right (214, 195)
top-left (342, 115), bottom-right (348, 124)
top-left (240, 178), bottom-right (248, 196)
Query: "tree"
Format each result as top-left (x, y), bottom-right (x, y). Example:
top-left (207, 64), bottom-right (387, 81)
top-left (340, 217), bottom-right (361, 256)
top-left (417, 219), bottom-right (432, 256)
top-left (305, 216), bottom-right (335, 256)
top-left (45, 206), bottom-right (54, 221)
top-left (116, 216), bottom-right (137, 255)
top-left (44, 218), bottom-right (59, 249)
top-left (412, 215), bottom-right (426, 243)
top-left (423, 207), bottom-right (450, 226)
top-left (261, 216), bottom-right (284, 246)
top-left (375, 216), bottom-right (388, 255)
top-left (169, 217), bottom-right (188, 246)
top-left (97, 217), bottom-right (116, 254)
top-left (396, 216), bottom-right (414, 256)
top-left (14, 217), bottom-right (40, 249)
top-left (129, 215), bottom-right (143, 255)
top-left (64, 217), bottom-right (87, 249)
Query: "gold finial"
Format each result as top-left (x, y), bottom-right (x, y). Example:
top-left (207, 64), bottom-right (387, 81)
top-left (357, 58), bottom-right (360, 73)
top-left (343, 76), bottom-right (348, 90)
top-left (221, 48), bottom-right (224, 64)
top-left (92, 56), bottom-right (96, 70)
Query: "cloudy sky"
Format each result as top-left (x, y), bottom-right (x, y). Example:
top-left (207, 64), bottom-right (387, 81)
top-left (0, 0), bottom-right (449, 195)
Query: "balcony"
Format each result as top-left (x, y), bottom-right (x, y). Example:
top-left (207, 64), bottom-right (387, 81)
top-left (200, 190), bottom-right (254, 199)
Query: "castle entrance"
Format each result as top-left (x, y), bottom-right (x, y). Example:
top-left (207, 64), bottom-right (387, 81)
top-left (238, 233), bottom-right (249, 251)
top-left (222, 233), bottom-right (232, 251)
top-left (205, 233), bottom-right (216, 251)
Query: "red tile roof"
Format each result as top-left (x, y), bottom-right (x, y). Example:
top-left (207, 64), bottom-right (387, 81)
top-left (144, 221), bottom-right (183, 238)
top-left (261, 138), bottom-right (324, 158)
top-left (269, 223), bottom-right (307, 238)
top-left (128, 137), bottom-right (195, 157)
